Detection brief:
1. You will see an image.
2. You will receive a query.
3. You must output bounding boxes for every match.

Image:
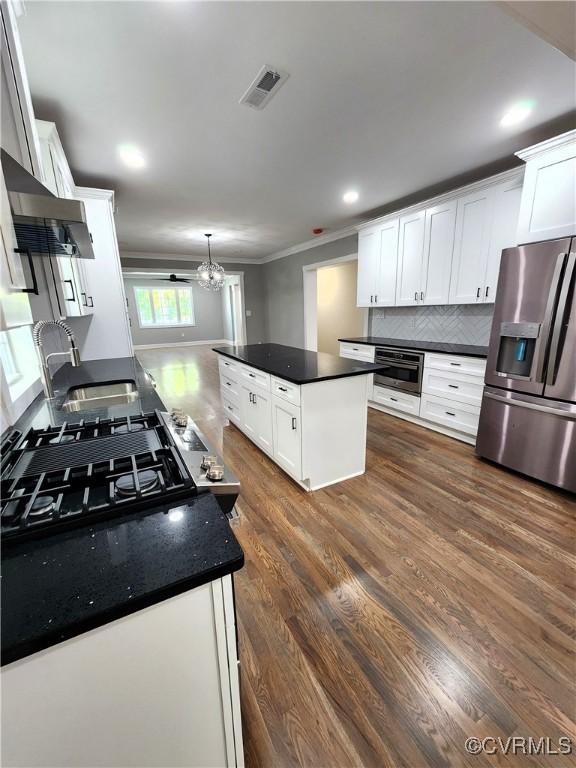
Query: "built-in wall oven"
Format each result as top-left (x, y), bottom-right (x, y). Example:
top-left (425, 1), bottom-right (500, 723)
top-left (374, 346), bottom-right (424, 395)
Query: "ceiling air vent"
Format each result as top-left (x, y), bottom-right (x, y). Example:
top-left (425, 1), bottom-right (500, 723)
top-left (239, 65), bottom-right (289, 110)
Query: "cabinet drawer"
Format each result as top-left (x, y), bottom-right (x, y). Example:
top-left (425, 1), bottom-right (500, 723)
top-left (371, 385), bottom-right (420, 416)
top-left (420, 394), bottom-right (480, 436)
top-left (221, 375), bottom-right (240, 404)
top-left (339, 342), bottom-right (376, 362)
top-left (424, 353), bottom-right (486, 378)
top-left (422, 369), bottom-right (484, 406)
top-left (222, 395), bottom-right (241, 426)
top-left (239, 363), bottom-right (270, 391)
top-left (271, 376), bottom-right (301, 406)
top-left (218, 357), bottom-right (239, 379)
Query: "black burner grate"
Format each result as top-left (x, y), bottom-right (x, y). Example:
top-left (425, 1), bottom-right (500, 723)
top-left (1, 411), bottom-right (197, 543)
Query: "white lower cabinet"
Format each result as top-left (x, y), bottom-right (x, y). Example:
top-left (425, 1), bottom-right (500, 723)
top-left (339, 342), bottom-right (375, 363)
top-left (371, 384), bottom-right (420, 416)
top-left (272, 396), bottom-right (302, 479)
top-left (1, 577), bottom-right (244, 768)
top-left (239, 382), bottom-right (273, 455)
top-left (361, 347), bottom-right (487, 444)
top-left (218, 356), bottom-right (371, 490)
top-left (421, 368), bottom-right (483, 407)
top-left (420, 394), bottom-right (480, 437)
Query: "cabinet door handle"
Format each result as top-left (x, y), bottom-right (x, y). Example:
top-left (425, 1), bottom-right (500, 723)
top-left (81, 292), bottom-right (88, 307)
top-left (448, 384), bottom-right (459, 389)
top-left (64, 279), bottom-right (76, 302)
top-left (420, 291), bottom-right (424, 301)
top-left (390, 397), bottom-right (398, 402)
top-left (291, 417), bottom-right (297, 430)
top-left (445, 411), bottom-right (456, 416)
top-left (15, 248), bottom-right (39, 295)
top-left (450, 362), bottom-right (461, 367)
top-left (224, 362), bottom-right (230, 366)
top-left (370, 295), bottom-right (373, 303)
top-left (375, 295), bottom-right (378, 303)
top-left (485, 286), bottom-right (489, 298)
top-left (476, 287), bottom-right (481, 298)
top-left (414, 292), bottom-right (418, 301)
top-left (88, 296), bottom-right (94, 308)
top-left (248, 393), bottom-right (253, 403)
top-left (227, 405), bottom-right (233, 412)
top-left (278, 386), bottom-right (288, 392)
top-left (248, 373), bottom-right (255, 378)
top-left (226, 381), bottom-right (231, 386)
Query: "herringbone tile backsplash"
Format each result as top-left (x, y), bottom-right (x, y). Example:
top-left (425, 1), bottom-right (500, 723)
top-left (369, 304), bottom-right (494, 345)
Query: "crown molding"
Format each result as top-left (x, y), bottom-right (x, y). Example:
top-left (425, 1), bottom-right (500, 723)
top-left (75, 186), bottom-right (114, 204)
top-left (261, 226), bottom-right (358, 264)
top-left (515, 129), bottom-right (576, 162)
top-left (120, 250), bottom-right (262, 265)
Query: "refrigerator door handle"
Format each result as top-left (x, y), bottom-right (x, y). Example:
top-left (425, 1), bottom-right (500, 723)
top-left (484, 390), bottom-right (576, 420)
top-left (534, 251), bottom-right (567, 383)
top-left (546, 251), bottom-right (576, 387)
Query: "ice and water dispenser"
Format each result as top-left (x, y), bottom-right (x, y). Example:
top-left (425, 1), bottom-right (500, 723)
top-left (496, 322), bottom-right (541, 379)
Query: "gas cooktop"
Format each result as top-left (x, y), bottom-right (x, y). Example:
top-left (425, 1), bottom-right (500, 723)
top-left (0, 412), bottom-right (199, 543)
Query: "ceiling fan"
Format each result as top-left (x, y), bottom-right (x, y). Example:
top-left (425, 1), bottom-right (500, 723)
top-left (161, 273), bottom-right (192, 283)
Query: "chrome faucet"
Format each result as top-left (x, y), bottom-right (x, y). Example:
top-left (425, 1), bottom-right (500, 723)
top-left (33, 320), bottom-right (81, 399)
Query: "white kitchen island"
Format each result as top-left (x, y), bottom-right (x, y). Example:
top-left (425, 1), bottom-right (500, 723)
top-left (214, 343), bottom-right (384, 491)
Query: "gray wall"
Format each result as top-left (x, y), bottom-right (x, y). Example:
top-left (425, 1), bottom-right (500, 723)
top-left (370, 304), bottom-right (494, 346)
top-left (262, 235), bottom-right (358, 347)
top-left (120, 257), bottom-right (267, 344)
top-left (123, 275), bottom-right (226, 346)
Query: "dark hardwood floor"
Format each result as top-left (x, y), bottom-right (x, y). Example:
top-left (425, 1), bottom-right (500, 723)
top-left (138, 345), bottom-right (575, 768)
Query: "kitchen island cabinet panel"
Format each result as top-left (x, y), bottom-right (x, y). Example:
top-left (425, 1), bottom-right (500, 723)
top-left (215, 345), bottom-right (377, 490)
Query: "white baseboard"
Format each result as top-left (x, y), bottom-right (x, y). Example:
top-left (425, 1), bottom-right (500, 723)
top-left (133, 339), bottom-right (233, 351)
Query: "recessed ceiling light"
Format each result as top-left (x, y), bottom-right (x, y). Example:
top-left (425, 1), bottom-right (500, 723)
top-left (343, 190), bottom-right (359, 204)
top-left (500, 99), bottom-right (535, 128)
top-left (117, 143), bottom-right (146, 169)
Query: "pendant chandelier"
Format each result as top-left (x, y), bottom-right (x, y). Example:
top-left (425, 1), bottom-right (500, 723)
top-left (197, 233), bottom-right (225, 291)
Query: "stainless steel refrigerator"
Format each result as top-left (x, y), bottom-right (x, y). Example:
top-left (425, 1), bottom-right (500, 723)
top-left (476, 237), bottom-right (576, 492)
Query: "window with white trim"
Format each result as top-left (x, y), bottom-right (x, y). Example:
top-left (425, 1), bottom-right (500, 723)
top-left (133, 286), bottom-right (195, 328)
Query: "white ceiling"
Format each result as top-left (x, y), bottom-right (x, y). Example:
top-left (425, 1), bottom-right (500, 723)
top-left (17, 1), bottom-right (576, 262)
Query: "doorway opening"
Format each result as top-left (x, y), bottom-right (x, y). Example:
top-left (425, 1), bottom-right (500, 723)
top-left (222, 274), bottom-right (247, 346)
top-left (303, 254), bottom-right (368, 353)
top-left (121, 268), bottom-right (247, 349)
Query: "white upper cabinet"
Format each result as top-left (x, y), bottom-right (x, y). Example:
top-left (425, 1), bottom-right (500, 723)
top-left (483, 177), bottom-right (523, 302)
top-left (36, 120), bottom-right (75, 199)
top-left (356, 220), bottom-right (398, 307)
top-left (396, 210), bottom-right (425, 305)
top-left (449, 188), bottom-right (492, 304)
top-left (356, 228), bottom-right (380, 306)
top-left (421, 200), bottom-right (456, 305)
top-left (376, 219), bottom-right (399, 306)
top-left (516, 131), bottom-right (576, 245)
top-left (355, 166), bottom-right (526, 309)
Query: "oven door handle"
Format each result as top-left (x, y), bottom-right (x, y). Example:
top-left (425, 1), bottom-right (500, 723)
top-left (376, 359), bottom-right (420, 370)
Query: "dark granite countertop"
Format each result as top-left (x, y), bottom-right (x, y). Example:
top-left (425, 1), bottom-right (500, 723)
top-left (2, 494), bottom-right (243, 665)
top-left (213, 343), bottom-right (385, 384)
top-left (2, 357), bottom-right (244, 666)
top-left (13, 357), bottom-right (165, 433)
top-left (339, 337), bottom-right (488, 358)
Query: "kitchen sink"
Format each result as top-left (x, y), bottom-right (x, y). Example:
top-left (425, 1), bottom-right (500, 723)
top-left (61, 380), bottom-right (139, 413)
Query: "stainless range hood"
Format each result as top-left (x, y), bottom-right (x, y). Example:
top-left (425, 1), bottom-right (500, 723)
top-left (1, 149), bottom-right (95, 260)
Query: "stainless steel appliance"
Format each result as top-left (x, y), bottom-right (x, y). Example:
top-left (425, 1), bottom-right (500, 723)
top-left (374, 346), bottom-right (424, 394)
top-left (0, 410), bottom-right (240, 543)
top-left (1, 148), bottom-right (95, 260)
top-left (476, 237), bottom-right (576, 492)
